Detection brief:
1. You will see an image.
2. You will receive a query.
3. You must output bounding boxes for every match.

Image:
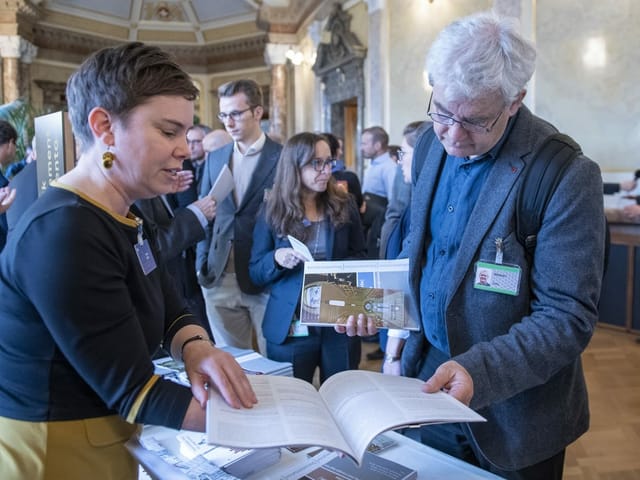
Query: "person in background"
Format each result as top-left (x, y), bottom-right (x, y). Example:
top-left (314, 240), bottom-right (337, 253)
top-left (202, 129), bottom-right (233, 154)
top-left (381, 120), bottom-right (430, 375)
top-left (0, 120), bottom-right (18, 251)
top-left (360, 126), bottom-right (396, 202)
top-left (196, 79), bottom-right (282, 355)
top-left (6, 136), bottom-right (37, 233)
top-left (360, 126), bottom-right (396, 258)
top-left (249, 132), bottom-right (365, 384)
top-left (324, 132), bottom-right (363, 210)
top-left (370, 123), bottom-right (428, 363)
top-left (172, 124), bottom-right (212, 209)
top-left (135, 185), bottom-right (217, 343)
top-left (603, 170), bottom-right (640, 221)
top-left (4, 136), bottom-right (35, 179)
top-left (331, 135), bottom-right (346, 173)
top-left (0, 42), bottom-right (256, 480)
top-left (155, 123), bottom-right (216, 339)
top-left (395, 12), bottom-right (604, 479)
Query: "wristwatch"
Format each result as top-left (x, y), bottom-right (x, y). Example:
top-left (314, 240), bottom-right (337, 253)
top-left (384, 354), bottom-right (401, 363)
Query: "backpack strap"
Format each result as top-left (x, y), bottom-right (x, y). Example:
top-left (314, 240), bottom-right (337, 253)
top-left (516, 133), bottom-right (582, 256)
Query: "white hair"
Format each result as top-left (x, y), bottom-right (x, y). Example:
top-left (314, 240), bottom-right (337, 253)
top-left (426, 11), bottom-right (536, 105)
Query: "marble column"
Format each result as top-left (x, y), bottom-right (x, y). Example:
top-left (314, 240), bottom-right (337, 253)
top-left (492, 0), bottom-right (537, 109)
top-left (365, 0), bottom-right (390, 128)
top-left (264, 43), bottom-right (290, 142)
top-left (0, 35), bottom-right (38, 103)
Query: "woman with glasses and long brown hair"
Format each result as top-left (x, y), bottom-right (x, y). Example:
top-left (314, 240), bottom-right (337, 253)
top-left (249, 132), bottom-right (366, 384)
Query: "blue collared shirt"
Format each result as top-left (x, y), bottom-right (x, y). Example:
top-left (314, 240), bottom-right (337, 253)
top-left (420, 118), bottom-right (515, 355)
top-left (362, 152), bottom-right (397, 198)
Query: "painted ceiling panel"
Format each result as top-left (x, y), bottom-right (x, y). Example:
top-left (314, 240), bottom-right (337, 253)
top-left (48, 0), bottom-right (133, 20)
top-left (191, 0), bottom-right (257, 23)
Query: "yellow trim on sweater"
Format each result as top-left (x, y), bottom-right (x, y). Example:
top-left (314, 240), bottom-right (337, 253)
top-left (51, 181), bottom-right (139, 228)
top-left (125, 375), bottom-right (160, 424)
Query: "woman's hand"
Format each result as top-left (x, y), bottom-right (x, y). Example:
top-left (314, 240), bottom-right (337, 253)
top-left (274, 247), bottom-right (306, 269)
top-left (334, 313), bottom-right (378, 337)
top-left (181, 339), bottom-right (257, 410)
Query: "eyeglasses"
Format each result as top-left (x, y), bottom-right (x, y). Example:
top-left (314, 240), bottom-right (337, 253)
top-left (309, 158), bottom-right (337, 172)
top-left (426, 92), bottom-right (504, 134)
top-left (217, 107), bottom-right (254, 122)
top-left (187, 139), bottom-right (203, 145)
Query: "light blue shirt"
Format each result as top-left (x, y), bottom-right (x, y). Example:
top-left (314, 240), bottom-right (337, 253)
top-left (362, 151), bottom-right (397, 198)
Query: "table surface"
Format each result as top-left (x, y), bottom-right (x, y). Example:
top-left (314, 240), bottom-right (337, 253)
top-left (130, 428), bottom-right (504, 480)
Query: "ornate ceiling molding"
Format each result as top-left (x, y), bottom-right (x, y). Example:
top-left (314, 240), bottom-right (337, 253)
top-left (32, 24), bottom-right (269, 71)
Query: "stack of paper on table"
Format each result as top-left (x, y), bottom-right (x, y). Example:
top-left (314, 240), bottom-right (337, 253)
top-left (218, 345), bottom-right (293, 377)
top-left (134, 425), bottom-right (280, 479)
top-left (152, 346), bottom-right (293, 384)
top-left (301, 451), bottom-right (417, 480)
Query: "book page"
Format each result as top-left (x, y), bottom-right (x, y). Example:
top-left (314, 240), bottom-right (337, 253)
top-left (208, 164), bottom-right (234, 202)
top-left (318, 370), bottom-right (486, 465)
top-left (207, 375), bottom-right (355, 460)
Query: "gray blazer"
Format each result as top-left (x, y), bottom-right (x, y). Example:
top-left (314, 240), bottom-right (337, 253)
top-left (403, 106), bottom-right (605, 470)
top-left (196, 136), bottom-right (282, 294)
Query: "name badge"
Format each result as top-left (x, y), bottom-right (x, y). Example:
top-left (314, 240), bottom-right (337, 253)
top-left (474, 261), bottom-right (521, 296)
top-left (135, 239), bottom-right (157, 275)
top-left (288, 319), bottom-right (309, 337)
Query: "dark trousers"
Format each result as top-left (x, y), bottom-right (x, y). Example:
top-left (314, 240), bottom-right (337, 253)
top-left (266, 327), bottom-right (361, 384)
top-left (407, 344), bottom-right (565, 480)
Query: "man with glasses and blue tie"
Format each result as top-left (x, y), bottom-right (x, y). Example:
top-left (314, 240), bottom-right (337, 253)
top-left (196, 79), bottom-right (282, 355)
top-left (375, 11), bottom-right (605, 480)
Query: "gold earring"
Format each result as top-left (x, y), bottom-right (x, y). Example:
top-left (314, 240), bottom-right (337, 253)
top-left (102, 148), bottom-right (114, 169)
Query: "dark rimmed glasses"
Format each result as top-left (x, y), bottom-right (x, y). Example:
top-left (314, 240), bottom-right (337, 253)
top-left (309, 158), bottom-right (337, 172)
top-left (427, 92), bottom-right (503, 134)
top-left (217, 107), bottom-right (254, 122)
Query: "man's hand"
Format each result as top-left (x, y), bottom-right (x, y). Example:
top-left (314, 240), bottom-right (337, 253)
top-left (334, 313), bottom-right (378, 337)
top-left (172, 169), bottom-right (194, 193)
top-left (192, 196), bottom-right (217, 222)
top-left (422, 360), bottom-right (474, 406)
top-left (0, 187), bottom-right (16, 214)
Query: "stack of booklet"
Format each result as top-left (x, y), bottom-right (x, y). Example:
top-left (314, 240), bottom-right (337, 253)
top-left (135, 425), bottom-right (281, 479)
top-left (301, 450), bottom-right (417, 480)
top-left (219, 345), bottom-right (294, 377)
top-left (152, 345), bottom-right (293, 383)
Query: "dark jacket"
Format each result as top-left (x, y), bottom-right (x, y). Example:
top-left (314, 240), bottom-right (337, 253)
top-left (249, 200), bottom-right (365, 344)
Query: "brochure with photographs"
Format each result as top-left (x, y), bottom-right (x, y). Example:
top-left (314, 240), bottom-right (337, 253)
top-left (298, 258), bottom-right (419, 330)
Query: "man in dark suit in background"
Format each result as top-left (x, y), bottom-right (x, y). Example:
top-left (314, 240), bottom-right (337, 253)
top-left (196, 79), bottom-right (282, 355)
top-left (171, 124), bottom-right (212, 210)
top-left (135, 189), bottom-right (216, 341)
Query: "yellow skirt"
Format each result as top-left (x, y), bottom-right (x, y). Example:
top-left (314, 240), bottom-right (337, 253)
top-left (0, 415), bottom-right (140, 480)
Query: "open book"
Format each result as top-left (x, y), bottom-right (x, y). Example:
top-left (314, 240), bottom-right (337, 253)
top-left (206, 370), bottom-right (485, 467)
